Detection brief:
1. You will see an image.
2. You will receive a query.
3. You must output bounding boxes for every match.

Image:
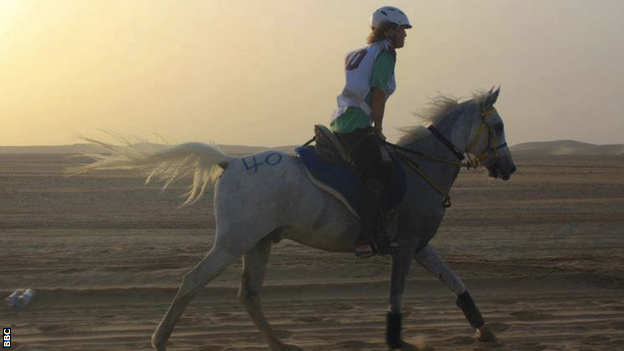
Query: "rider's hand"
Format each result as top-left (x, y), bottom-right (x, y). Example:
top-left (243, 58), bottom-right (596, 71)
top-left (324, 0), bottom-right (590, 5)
top-left (374, 126), bottom-right (386, 141)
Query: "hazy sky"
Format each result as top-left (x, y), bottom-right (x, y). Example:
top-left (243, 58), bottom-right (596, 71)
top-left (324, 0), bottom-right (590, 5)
top-left (1, 0), bottom-right (623, 147)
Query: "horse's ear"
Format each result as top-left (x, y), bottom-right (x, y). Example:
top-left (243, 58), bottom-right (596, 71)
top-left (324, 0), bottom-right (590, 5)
top-left (484, 86), bottom-right (501, 108)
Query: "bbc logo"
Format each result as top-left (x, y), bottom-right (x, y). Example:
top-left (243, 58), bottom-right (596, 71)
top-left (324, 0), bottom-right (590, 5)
top-left (3, 328), bottom-right (9, 348)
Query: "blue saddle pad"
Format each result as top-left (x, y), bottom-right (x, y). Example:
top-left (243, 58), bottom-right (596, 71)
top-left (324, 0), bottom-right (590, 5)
top-left (295, 147), bottom-right (407, 216)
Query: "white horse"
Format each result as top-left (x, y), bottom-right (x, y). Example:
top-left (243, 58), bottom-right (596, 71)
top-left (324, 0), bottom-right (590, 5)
top-left (75, 88), bottom-right (515, 350)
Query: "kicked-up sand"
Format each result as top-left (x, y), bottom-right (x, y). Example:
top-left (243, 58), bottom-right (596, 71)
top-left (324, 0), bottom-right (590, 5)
top-left (1, 152), bottom-right (624, 350)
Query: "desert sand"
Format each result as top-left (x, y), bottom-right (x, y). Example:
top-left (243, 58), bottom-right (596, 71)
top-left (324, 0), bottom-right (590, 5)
top-left (2, 152), bottom-right (624, 351)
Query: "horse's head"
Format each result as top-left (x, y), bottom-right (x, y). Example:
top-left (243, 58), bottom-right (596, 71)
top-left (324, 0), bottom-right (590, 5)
top-left (466, 87), bottom-right (516, 180)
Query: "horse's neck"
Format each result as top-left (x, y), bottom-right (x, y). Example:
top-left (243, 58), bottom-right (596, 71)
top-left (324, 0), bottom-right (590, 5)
top-left (402, 106), bottom-right (475, 194)
top-left (436, 104), bottom-right (476, 155)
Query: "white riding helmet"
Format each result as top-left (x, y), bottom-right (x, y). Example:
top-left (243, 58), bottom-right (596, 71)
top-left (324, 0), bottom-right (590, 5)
top-left (370, 6), bottom-right (412, 29)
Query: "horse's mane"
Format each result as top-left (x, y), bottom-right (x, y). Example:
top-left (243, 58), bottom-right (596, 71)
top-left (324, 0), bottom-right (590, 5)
top-left (397, 90), bottom-right (490, 144)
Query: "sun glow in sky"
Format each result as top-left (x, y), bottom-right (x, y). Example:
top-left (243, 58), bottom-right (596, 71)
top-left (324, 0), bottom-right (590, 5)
top-left (1, 0), bottom-right (623, 146)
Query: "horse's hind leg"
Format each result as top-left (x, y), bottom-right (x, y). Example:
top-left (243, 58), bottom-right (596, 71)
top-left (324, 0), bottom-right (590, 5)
top-left (238, 237), bottom-right (303, 351)
top-left (151, 247), bottom-right (239, 351)
top-left (414, 244), bottom-right (497, 342)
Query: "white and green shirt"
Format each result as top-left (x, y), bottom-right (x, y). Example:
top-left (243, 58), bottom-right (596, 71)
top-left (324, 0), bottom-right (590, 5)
top-left (330, 40), bottom-right (397, 133)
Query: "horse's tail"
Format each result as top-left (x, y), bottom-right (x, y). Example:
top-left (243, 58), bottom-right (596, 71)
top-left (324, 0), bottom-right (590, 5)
top-left (71, 139), bottom-right (233, 206)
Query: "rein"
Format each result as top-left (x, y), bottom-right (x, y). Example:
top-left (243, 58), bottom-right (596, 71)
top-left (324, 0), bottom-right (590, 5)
top-left (383, 105), bottom-right (506, 208)
top-left (393, 151), bottom-right (454, 208)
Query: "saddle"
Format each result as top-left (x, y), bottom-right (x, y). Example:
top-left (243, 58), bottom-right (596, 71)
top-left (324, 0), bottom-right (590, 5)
top-left (312, 124), bottom-right (350, 165)
top-left (296, 125), bottom-right (407, 217)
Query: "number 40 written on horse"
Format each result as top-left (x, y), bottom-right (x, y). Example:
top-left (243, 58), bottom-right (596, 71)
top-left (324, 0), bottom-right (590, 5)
top-left (242, 153), bottom-right (283, 173)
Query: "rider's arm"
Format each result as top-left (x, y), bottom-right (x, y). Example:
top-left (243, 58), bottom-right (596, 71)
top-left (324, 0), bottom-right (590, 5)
top-left (371, 88), bottom-right (386, 134)
top-left (368, 51), bottom-right (396, 139)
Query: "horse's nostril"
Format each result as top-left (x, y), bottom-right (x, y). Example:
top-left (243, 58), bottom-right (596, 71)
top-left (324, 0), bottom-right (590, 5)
top-left (510, 165), bottom-right (517, 174)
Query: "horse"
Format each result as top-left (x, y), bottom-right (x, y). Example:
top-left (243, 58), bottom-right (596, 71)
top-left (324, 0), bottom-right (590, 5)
top-left (74, 87), bottom-right (516, 351)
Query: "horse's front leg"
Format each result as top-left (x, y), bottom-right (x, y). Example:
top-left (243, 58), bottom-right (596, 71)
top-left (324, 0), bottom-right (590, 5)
top-left (387, 244), bottom-right (415, 349)
top-left (414, 244), bottom-right (497, 342)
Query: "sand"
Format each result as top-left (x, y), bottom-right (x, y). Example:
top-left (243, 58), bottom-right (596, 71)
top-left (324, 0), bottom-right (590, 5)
top-left (1, 153), bottom-right (624, 351)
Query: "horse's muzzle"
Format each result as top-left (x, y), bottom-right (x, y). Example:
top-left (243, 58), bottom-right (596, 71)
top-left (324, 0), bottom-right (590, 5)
top-left (487, 161), bottom-right (515, 181)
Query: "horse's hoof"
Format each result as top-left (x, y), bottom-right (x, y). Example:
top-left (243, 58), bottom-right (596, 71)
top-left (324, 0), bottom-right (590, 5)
top-left (475, 326), bottom-right (497, 343)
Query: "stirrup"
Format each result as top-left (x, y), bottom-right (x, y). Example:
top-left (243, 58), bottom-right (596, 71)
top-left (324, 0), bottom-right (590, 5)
top-left (355, 243), bottom-right (375, 259)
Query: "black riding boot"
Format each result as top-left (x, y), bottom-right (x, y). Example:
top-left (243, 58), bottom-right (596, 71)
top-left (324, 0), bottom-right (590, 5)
top-left (356, 179), bottom-right (397, 257)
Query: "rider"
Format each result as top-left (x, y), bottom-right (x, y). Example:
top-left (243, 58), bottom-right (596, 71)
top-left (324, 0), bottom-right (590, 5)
top-left (330, 6), bottom-right (411, 258)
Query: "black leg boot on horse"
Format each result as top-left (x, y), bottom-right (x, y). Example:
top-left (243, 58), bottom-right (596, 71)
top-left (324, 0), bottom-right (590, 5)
top-left (355, 179), bottom-right (399, 258)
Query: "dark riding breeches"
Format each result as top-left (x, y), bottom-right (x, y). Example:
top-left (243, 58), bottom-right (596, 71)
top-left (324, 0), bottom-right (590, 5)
top-left (336, 127), bottom-right (392, 185)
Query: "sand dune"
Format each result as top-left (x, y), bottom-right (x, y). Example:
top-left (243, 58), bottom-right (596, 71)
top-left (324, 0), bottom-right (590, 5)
top-left (2, 139), bottom-right (623, 157)
top-left (2, 153), bottom-right (624, 350)
top-left (511, 140), bottom-right (624, 156)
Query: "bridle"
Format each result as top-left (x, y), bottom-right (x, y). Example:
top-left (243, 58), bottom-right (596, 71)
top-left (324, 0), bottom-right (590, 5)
top-left (463, 105), bottom-right (508, 167)
top-left (383, 103), bottom-right (508, 208)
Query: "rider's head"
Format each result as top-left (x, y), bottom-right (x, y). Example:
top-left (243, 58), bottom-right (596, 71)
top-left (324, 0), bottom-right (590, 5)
top-left (367, 6), bottom-right (412, 48)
